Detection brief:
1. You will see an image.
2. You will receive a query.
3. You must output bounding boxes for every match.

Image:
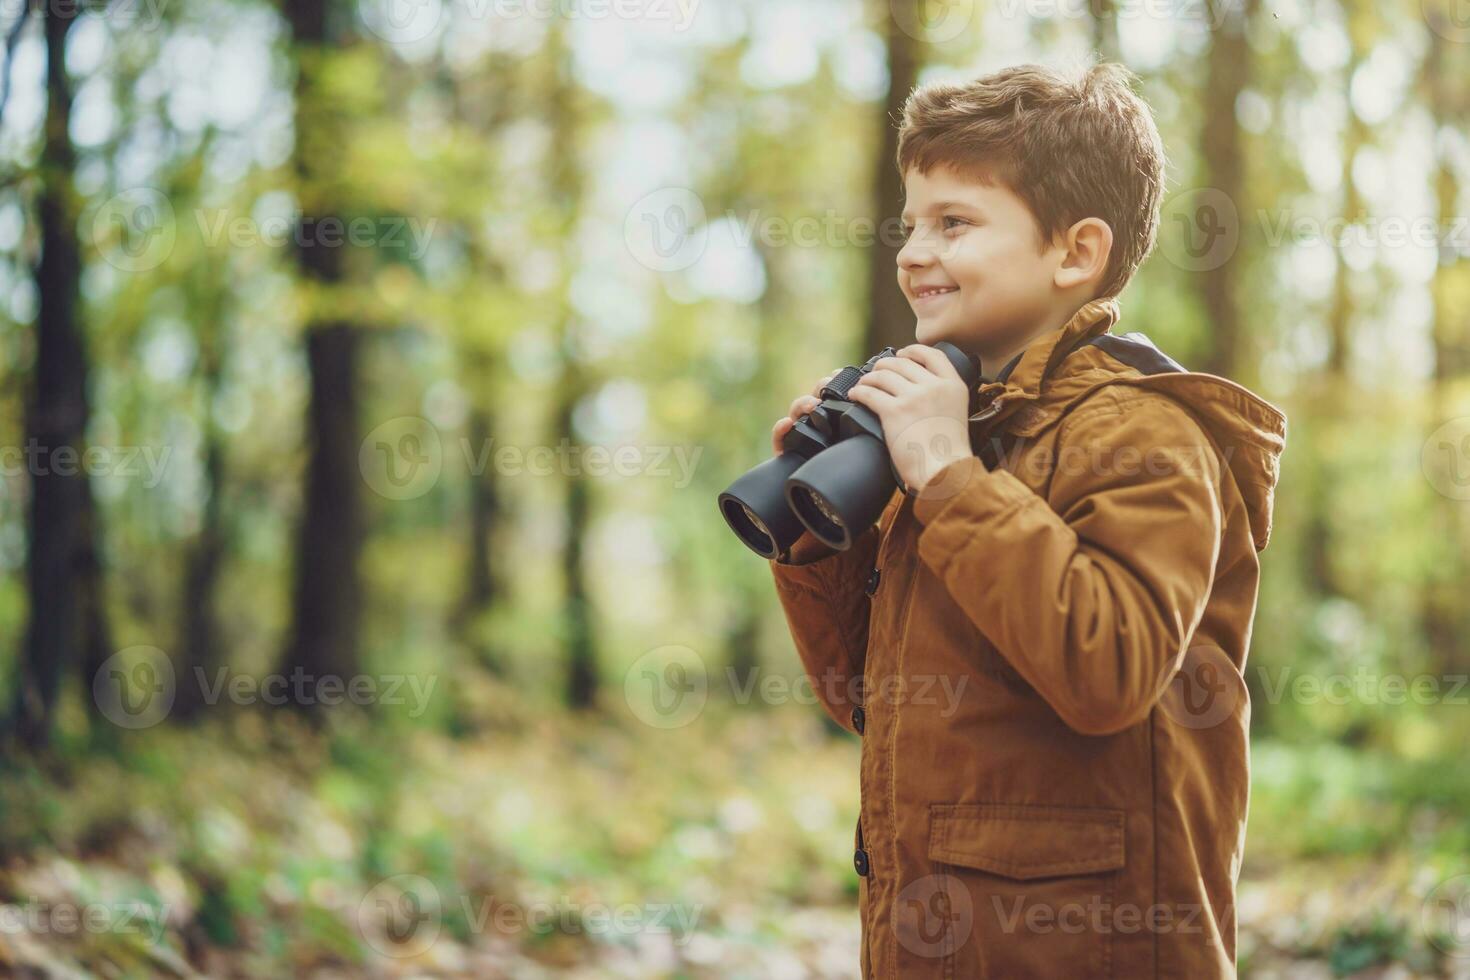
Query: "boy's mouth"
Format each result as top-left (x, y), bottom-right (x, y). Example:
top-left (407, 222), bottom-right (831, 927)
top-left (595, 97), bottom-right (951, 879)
top-left (912, 285), bottom-right (958, 307)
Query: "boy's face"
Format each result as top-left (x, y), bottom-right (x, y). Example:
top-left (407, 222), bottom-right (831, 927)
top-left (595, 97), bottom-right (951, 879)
top-left (897, 164), bottom-right (1065, 360)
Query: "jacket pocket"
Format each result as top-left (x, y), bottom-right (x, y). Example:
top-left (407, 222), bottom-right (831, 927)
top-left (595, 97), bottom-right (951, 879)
top-left (912, 803), bottom-right (1125, 980)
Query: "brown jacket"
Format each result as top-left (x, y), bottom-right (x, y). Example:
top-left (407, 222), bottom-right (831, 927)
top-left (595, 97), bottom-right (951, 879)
top-left (769, 298), bottom-right (1286, 978)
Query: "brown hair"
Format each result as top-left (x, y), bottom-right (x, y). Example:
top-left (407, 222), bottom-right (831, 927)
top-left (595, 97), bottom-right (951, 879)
top-left (896, 62), bottom-right (1165, 298)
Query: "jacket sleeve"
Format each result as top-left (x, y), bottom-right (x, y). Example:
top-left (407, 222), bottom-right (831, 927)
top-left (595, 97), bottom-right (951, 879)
top-left (911, 387), bottom-right (1224, 736)
top-left (768, 521), bottom-right (884, 735)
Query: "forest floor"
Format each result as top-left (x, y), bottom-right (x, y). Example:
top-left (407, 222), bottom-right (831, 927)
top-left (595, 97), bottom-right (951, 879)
top-left (1, 681), bottom-right (1468, 978)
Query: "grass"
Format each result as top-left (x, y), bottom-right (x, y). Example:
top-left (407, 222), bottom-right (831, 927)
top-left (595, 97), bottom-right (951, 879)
top-left (1, 685), bottom-right (1467, 978)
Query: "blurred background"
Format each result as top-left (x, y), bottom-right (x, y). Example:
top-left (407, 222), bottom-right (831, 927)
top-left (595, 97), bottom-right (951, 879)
top-left (0, 0), bottom-right (1468, 976)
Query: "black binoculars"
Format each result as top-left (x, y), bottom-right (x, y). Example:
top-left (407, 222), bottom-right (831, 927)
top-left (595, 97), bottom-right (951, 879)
top-left (719, 343), bottom-right (979, 559)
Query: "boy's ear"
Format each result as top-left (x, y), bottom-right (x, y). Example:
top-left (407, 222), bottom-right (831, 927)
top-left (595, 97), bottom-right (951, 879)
top-left (1053, 217), bottom-right (1113, 292)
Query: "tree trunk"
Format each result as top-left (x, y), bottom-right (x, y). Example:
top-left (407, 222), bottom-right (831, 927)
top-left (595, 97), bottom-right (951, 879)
top-left (283, 324), bottom-right (363, 685)
top-left (458, 402), bottom-right (504, 671)
top-left (542, 27), bottom-right (597, 710)
top-left (1420, 15), bottom-right (1467, 674)
top-left (863, 7), bottom-right (923, 355)
top-left (9, 3), bottom-right (112, 749)
top-left (279, 0), bottom-right (363, 694)
top-left (1197, 0), bottom-right (1254, 379)
top-left (175, 326), bottom-right (229, 720)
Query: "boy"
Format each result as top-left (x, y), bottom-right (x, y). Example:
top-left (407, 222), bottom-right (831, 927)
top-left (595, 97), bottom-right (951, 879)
top-left (767, 64), bottom-right (1285, 978)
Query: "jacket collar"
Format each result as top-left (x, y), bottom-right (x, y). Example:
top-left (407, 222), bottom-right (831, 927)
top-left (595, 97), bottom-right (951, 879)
top-left (970, 296), bottom-right (1121, 423)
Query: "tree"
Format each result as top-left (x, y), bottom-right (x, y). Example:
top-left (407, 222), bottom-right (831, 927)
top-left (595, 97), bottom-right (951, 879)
top-left (863, 8), bottom-right (925, 355)
top-left (1198, 0), bottom-right (1256, 378)
top-left (541, 23), bottom-right (597, 710)
top-left (8, 0), bottom-right (114, 749)
top-left (1419, 2), bottom-right (1469, 674)
top-left (279, 0), bottom-right (364, 690)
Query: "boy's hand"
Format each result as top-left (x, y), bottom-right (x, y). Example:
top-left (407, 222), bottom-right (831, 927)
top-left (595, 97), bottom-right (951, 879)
top-left (771, 372), bottom-right (836, 456)
top-left (847, 345), bottom-right (972, 493)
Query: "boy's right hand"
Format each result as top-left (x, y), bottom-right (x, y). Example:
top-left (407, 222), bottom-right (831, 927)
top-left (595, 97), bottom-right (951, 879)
top-left (771, 373), bottom-right (836, 456)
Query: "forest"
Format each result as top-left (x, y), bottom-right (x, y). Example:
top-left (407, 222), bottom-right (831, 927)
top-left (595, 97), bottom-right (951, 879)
top-left (1, 0), bottom-right (1469, 976)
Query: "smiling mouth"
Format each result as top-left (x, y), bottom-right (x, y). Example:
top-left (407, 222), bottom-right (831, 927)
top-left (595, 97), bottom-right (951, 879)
top-left (912, 285), bottom-right (958, 303)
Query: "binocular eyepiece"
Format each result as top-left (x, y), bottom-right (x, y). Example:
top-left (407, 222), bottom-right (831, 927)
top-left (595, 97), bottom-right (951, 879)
top-left (719, 343), bottom-right (979, 559)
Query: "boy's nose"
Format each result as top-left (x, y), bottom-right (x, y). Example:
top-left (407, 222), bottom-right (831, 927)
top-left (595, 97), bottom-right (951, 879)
top-left (897, 231), bottom-right (935, 271)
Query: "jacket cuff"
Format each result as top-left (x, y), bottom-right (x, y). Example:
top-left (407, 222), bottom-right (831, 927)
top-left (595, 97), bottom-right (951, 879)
top-left (913, 457), bottom-right (1038, 574)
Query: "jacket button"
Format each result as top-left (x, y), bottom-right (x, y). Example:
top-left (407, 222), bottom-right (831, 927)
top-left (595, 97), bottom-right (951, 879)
top-left (864, 567), bottom-right (881, 596)
top-left (851, 706), bottom-right (865, 734)
top-left (854, 848), bottom-right (870, 877)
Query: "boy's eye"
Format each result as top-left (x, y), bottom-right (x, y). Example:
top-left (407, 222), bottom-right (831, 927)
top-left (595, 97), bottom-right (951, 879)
top-left (942, 215), bottom-right (969, 232)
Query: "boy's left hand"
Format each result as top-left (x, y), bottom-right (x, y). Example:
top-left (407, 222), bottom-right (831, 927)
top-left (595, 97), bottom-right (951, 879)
top-left (846, 345), bottom-right (973, 494)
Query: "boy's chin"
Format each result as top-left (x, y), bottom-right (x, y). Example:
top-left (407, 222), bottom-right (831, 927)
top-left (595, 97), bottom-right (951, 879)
top-left (915, 317), bottom-right (982, 352)
top-left (914, 318), bottom-right (956, 347)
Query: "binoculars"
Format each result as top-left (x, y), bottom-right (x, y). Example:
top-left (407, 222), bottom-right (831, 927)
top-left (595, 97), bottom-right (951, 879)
top-left (719, 343), bottom-right (979, 559)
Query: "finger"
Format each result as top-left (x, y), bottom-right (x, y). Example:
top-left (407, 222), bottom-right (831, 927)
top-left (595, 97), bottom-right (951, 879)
top-left (899, 344), bottom-right (961, 380)
top-left (867, 356), bottom-right (928, 383)
top-left (788, 393), bottom-right (820, 421)
top-left (811, 373), bottom-right (837, 397)
top-left (772, 417), bottom-right (793, 454)
top-left (854, 369), bottom-right (912, 397)
top-left (847, 384), bottom-right (895, 411)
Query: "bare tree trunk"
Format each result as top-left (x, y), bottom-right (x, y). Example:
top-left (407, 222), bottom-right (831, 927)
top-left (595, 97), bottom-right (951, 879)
top-left (1197, 0), bottom-right (1255, 379)
top-left (284, 324), bottom-right (363, 684)
top-left (175, 319), bottom-right (229, 720)
top-left (458, 397), bottom-right (504, 671)
top-left (863, 7), bottom-right (923, 355)
top-left (1420, 14), bottom-right (1467, 674)
top-left (541, 26), bottom-right (597, 710)
top-left (9, 2), bottom-right (112, 749)
top-left (279, 0), bottom-right (363, 692)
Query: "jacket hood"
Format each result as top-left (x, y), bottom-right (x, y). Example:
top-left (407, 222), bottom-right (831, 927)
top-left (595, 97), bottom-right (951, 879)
top-left (969, 298), bottom-right (1288, 552)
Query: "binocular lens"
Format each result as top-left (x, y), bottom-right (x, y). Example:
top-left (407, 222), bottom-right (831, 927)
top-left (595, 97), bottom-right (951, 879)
top-left (717, 451), bottom-right (810, 559)
top-left (787, 485), bottom-right (845, 547)
top-left (721, 498), bottom-right (775, 556)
